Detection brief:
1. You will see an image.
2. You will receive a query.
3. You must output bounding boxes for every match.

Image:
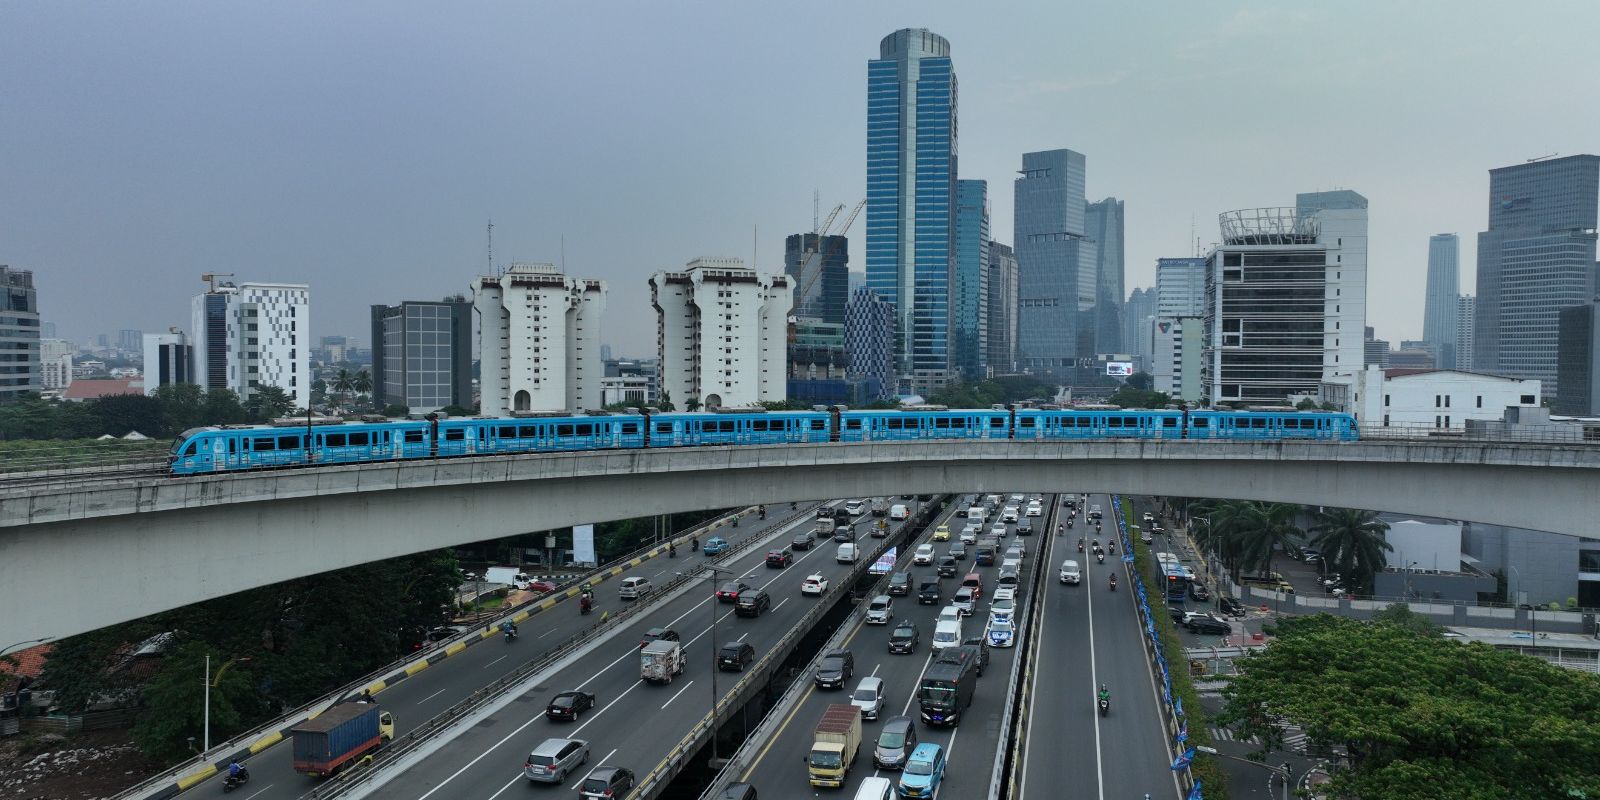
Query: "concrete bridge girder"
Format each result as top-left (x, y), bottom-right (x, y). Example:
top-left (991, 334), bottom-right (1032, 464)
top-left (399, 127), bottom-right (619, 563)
top-left (1, 439), bottom-right (1595, 646)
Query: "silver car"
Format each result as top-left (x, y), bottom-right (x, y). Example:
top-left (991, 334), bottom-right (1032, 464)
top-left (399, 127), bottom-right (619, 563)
top-left (874, 715), bottom-right (919, 769)
top-left (524, 737), bottom-right (590, 784)
top-left (851, 676), bottom-right (886, 720)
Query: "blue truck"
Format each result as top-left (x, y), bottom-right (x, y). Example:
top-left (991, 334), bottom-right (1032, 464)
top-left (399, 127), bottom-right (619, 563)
top-left (291, 702), bottom-right (394, 777)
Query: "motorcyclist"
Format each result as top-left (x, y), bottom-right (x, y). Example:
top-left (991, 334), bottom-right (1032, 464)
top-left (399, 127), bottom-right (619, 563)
top-left (228, 760), bottom-right (246, 780)
top-left (758, 505), bottom-right (767, 519)
top-left (1078, 538), bottom-right (1085, 553)
top-left (579, 593), bottom-right (593, 613)
top-left (691, 536), bottom-right (699, 552)
top-left (1099, 684), bottom-right (1110, 703)
top-left (669, 542), bottom-right (677, 557)
top-left (1057, 523), bottom-right (1063, 536)
top-left (1109, 574), bottom-right (1118, 590)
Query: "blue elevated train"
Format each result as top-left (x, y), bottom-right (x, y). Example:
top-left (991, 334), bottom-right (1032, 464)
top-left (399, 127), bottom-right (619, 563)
top-left (168, 407), bottom-right (1358, 476)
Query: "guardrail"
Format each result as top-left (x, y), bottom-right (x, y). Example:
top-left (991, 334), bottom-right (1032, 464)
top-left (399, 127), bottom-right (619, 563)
top-left (642, 501), bottom-right (943, 800)
top-left (116, 504), bottom-right (784, 800)
top-left (299, 504), bottom-right (813, 800)
top-left (693, 500), bottom-right (949, 799)
top-left (994, 496), bottom-right (1059, 799)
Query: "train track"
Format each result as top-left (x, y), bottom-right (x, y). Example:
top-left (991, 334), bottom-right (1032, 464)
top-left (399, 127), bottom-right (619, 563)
top-left (0, 461), bottom-right (171, 491)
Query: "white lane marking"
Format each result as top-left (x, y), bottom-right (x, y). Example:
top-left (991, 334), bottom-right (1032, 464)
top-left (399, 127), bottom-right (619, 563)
top-left (737, 632), bottom-right (749, 642)
top-left (1087, 494), bottom-right (1106, 800)
top-left (483, 655), bottom-right (507, 669)
top-left (661, 680), bottom-right (696, 710)
top-left (242, 786), bottom-right (273, 800)
top-left (537, 628), bottom-right (558, 639)
top-left (771, 597), bottom-right (790, 614)
top-left (415, 710), bottom-right (545, 800)
top-left (871, 663), bottom-right (881, 678)
top-left (418, 687), bottom-right (449, 705)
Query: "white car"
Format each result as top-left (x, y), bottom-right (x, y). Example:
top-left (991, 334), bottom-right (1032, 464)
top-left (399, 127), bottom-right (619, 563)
top-left (801, 574), bottom-right (830, 595)
top-left (836, 543), bottom-right (859, 564)
top-left (932, 619), bottom-right (963, 651)
top-left (1059, 559), bottom-right (1081, 585)
top-left (961, 526), bottom-right (981, 545)
top-left (938, 605), bottom-right (962, 626)
top-left (845, 499), bottom-right (866, 516)
top-left (1026, 503), bottom-right (1043, 517)
top-left (1008, 541), bottom-right (1026, 557)
top-left (1001, 557), bottom-right (1022, 572)
top-left (992, 586), bottom-right (1017, 604)
top-left (1143, 512), bottom-right (1155, 524)
top-left (866, 594), bottom-right (893, 625)
top-left (990, 597), bottom-right (1016, 620)
top-left (990, 524), bottom-right (1008, 538)
top-left (1002, 507), bottom-right (1020, 523)
top-left (987, 616), bottom-right (1016, 648)
top-left (1009, 494), bottom-right (1025, 503)
top-left (850, 677), bottom-right (886, 720)
top-left (953, 586), bottom-right (977, 616)
top-left (913, 543), bottom-right (936, 566)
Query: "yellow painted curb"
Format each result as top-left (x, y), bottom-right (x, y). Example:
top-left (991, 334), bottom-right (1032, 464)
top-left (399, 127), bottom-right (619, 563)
top-left (405, 661), bottom-right (429, 677)
top-left (365, 680), bottom-right (387, 695)
top-left (445, 641), bottom-right (467, 656)
top-left (176, 764), bottom-right (217, 790)
top-left (248, 731), bottom-right (282, 754)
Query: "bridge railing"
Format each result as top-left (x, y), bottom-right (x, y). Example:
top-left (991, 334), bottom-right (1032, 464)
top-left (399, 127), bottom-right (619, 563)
top-left (1355, 421), bottom-right (1600, 445)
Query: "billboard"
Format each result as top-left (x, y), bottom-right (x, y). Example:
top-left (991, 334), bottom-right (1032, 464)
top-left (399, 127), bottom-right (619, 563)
top-left (870, 547), bottom-right (897, 575)
top-left (572, 524), bottom-right (597, 566)
top-left (1105, 361), bottom-right (1134, 377)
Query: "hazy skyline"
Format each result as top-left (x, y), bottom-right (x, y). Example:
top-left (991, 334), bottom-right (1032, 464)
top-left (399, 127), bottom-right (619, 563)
top-left (5, 2), bottom-right (1598, 358)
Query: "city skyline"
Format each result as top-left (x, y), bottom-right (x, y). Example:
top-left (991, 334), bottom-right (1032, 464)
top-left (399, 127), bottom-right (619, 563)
top-left (4, 3), bottom-right (1600, 358)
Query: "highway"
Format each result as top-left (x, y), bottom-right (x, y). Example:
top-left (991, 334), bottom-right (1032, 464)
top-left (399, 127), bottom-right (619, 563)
top-left (346, 498), bottom-right (931, 800)
top-left (731, 493), bottom-right (1055, 800)
top-left (1015, 493), bottom-right (1182, 800)
top-left (217, 505), bottom-right (816, 800)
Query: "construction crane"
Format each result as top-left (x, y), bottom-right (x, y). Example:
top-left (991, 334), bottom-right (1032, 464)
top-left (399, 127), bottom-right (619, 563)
top-left (792, 198), bottom-right (865, 315)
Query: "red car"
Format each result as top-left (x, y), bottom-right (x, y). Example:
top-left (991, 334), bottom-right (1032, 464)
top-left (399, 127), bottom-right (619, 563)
top-left (717, 581), bottom-right (752, 603)
top-left (765, 549), bottom-right (793, 568)
top-left (524, 579), bottom-right (557, 593)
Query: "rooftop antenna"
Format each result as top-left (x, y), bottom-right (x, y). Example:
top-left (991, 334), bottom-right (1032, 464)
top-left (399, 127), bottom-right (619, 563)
top-left (752, 224), bottom-right (759, 269)
top-left (1526, 152), bottom-right (1559, 163)
top-left (561, 234), bottom-right (566, 270)
top-left (486, 218), bottom-right (494, 274)
top-left (1190, 215), bottom-right (1196, 257)
top-left (813, 189), bottom-right (821, 233)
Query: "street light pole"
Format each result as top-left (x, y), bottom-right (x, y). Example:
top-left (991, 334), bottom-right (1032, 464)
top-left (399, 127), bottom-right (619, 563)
top-left (680, 563), bottom-right (750, 768)
top-left (204, 653), bottom-right (210, 752)
top-left (1194, 746), bottom-right (1292, 800)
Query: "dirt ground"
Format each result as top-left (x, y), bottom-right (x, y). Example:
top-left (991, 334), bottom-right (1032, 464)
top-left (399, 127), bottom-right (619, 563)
top-left (0, 729), bottom-right (166, 800)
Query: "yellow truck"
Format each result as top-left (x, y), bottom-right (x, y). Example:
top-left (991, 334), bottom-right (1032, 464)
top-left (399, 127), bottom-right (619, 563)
top-left (807, 704), bottom-right (862, 788)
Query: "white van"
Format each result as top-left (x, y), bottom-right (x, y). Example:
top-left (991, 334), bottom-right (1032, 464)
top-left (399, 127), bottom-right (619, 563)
top-left (932, 619), bottom-right (963, 650)
top-left (1059, 559), bottom-right (1081, 585)
top-left (619, 576), bottom-right (652, 600)
top-left (836, 543), bottom-right (859, 564)
top-left (889, 504), bottom-right (910, 521)
top-left (853, 776), bottom-right (896, 800)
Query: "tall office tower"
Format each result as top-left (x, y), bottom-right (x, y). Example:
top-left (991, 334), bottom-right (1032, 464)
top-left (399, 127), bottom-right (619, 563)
top-left (1015, 149), bottom-right (1095, 375)
top-left (1556, 300), bottom-right (1600, 415)
top-left (370, 297), bottom-right (473, 413)
top-left (1202, 191), bottom-right (1368, 405)
top-left (1123, 287), bottom-right (1156, 370)
top-left (141, 330), bottom-right (193, 395)
top-left (1151, 258), bottom-right (1206, 396)
top-left (474, 263), bottom-right (606, 414)
top-left (0, 266), bottom-right (40, 402)
top-left (650, 258), bottom-right (791, 409)
top-left (1454, 295), bottom-right (1476, 371)
top-left (1475, 155), bottom-right (1600, 395)
top-left (784, 233), bottom-right (849, 326)
top-left (117, 329), bottom-right (143, 353)
top-left (40, 338), bottom-right (75, 391)
top-left (1156, 257), bottom-right (1208, 319)
top-left (985, 243), bottom-right (1019, 376)
top-left (42, 321), bottom-right (55, 340)
top-left (190, 280), bottom-right (311, 409)
top-left (953, 179), bottom-right (990, 380)
top-left (846, 286), bottom-right (895, 400)
top-left (866, 28), bottom-right (958, 394)
top-left (1422, 234), bottom-right (1460, 368)
top-left (1085, 197), bottom-right (1126, 354)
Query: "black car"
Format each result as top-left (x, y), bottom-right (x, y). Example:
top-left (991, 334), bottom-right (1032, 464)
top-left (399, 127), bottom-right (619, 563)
top-left (888, 621), bottom-right (920, 654)
top-left (887, 571), bottom-right (911, 596)
top-left (814, 648), bottom-right (854, 689)
top-left (717, 641), bottom-right (756, 671)
top-left (1186, 613), bottom-right (1233, 635)
top-left (946, 543), bottom-right (968, 561)
top-left (545, 690), bottom-right (596, 721)
top-left (834, 526), bottom-right (855, 543)
top-left (639, 627), bottom-right (680, 649)
top-left (936, 557), bottom-right (959, 578)
top-left (1218, 596), bottom-right (1245, 617)
top-left (934, 637), bottom-right (989, 677)
top-left (717, 581), bottom-right (752, 603)
top-left (1189, 583), bottom-right (1211, 601)
top-left (579, 766), bottom-right (635, 799)
top-left (961, 636), bottom-right (992, 676)
top-left (792, 530), bottom-right (816, 551)
top-left (918, 582), bottom-right (941, 605)
top-left (735, 590), bottom-right (772, 617)
top-left (766, 548), bottom-right (793, 568)
top-left (717, 784), bottom-right (759, 800)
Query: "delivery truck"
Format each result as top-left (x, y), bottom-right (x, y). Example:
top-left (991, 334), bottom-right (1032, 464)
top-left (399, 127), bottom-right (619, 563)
top-left (290, 702), bottom-right (394, 777)
top-left (807, 704), bottom-right (862, 788)
top-left (640, 639), bottom-right (684, 684)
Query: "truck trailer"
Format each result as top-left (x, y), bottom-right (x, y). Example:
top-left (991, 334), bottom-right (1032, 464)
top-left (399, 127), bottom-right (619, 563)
top-left (808, 704), bottom-right (862, 788)
top-left (290, 702), bottom-right (394, 777)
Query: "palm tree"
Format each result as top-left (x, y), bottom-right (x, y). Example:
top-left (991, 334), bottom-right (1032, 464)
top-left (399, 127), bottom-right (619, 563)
top-left (332, 369), bottom-right (355, 405)
top-left (352, 370), bottom-right (372, 398)
top-left (1308, 508), bottom-right (1391, 594)
top-left (1213, 501), bottom-right (1302, 577)
top-left (685, 396), bottom-right (702, 413)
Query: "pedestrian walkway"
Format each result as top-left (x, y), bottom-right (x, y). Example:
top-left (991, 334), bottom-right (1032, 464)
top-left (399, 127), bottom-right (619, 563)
top-left (1207, 724), bottom-right (1309, 753)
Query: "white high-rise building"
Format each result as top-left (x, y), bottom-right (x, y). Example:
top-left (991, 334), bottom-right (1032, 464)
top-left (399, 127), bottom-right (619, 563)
top-left (191, 281), bottom-right (311, 409)
top-left (142, 330), bottom-right (193, 395)
top-left (1202, 191), bottom-right (1367, 405)
top-left (1152, 258), bottom-right (1207, 396)
top-left (473, 263), bottom-right (606, 415)
top-left (650, 257), bottom-right (791, 409)
top-left (1455, 295), bottom-right (1476, 372)
top-left (39, 338), bottom-right (75, 391)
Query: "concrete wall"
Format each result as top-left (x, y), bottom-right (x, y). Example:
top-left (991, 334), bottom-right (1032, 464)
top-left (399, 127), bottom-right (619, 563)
top-left (5, 438), bottom-right (1600, 646)
top-left (1464, 522), bottom-right (1585, 607)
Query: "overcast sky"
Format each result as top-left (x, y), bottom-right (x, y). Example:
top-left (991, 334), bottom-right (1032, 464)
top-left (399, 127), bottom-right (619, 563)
top-left (5, 1), bottom-right (1597, 356)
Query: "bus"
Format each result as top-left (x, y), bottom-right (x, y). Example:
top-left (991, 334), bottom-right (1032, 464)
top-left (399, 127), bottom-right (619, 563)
top-left (1155, 552), bottom-right (1192, 604)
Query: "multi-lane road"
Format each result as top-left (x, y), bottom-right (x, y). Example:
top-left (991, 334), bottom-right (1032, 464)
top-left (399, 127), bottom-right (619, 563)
top-left (218, 505), bottom-right (821, 800)
top-left (1015, 493), bottom-right (1182, 800)
top-left (732, 493), bottom-right (1055, 799)
top-left (344, 499), bottom-right (929, 800)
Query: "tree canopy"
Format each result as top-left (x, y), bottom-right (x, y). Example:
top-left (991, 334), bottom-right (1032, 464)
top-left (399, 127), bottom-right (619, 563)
top-left (1220, 614), bottom-right (1600, 800)
top-left (926, 375), bottom-right (1057, 407)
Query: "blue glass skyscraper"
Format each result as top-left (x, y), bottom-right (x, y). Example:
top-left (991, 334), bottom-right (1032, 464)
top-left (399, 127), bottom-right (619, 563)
top-left (953, 179), bottom-right (990, 379)
top-left (1015, 149), bottom-right (1093, 373)
top-left (866, 28), bottom-right (957, 394)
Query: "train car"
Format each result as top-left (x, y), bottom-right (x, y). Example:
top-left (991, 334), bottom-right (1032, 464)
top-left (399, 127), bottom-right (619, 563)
top-left (1017, 409), bottom-right (1186, 440)
top-left (440, 414), bottom-right (647, 457)
top-left (836, 408), bottom-right (1011, 443)
top-left (169, 419), bottom-right (430, 475)
top-left (646, 410), bottom-right (831, 447)
top-left (1187, 410), bottom-right (1356, 441)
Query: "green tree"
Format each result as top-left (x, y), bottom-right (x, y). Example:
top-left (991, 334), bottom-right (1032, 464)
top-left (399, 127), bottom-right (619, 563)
top-left (155, 383), bottom-right (208, 434)
top-left (1210, 501), bottom-right (1302, 577)
top-left (332, 369), bottom-right (355, 404)
top-left (1125, 370), bottom-right (1153, 391)
top-left (654, 391), bottom-right (675, 412)
top-left (352, 370), bottom-right (373, 397)
top-left (1369, 602), bottom-right (1441, 637)
top-left (440, 404), bottom-right (476, 417)
top-left (1294, 396), bottom-right (1319, 411)
top-left (92, 392), bottom-right (168, 437)
top-left (200, 388), bottom-right (250, 426)
top-left (1307, 507), bottom-right (1392, 594)
top-left (130, 642), bottom-right (265, 762)
top-left (1106, 386), bottom-right (1170, 409)
top-left (381, 404), bottom-right (410, 418)
top-left (1219, 614), bottom-right (1600, 799)
top-left (243, 386), bottom-right (295, 421)
top-left (685, 396), bottom-right (702, 412)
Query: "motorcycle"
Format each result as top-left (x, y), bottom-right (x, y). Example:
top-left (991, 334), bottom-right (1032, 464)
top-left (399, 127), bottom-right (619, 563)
top-left (1109, 574), bottom-right (1117, 591)
top-left (1067, 519), bottom-right (1074, 529)
top-left (1097, 552), bottom-right (1105, 565)
top-left (691, 537), bottom-right (699, 552)
top-left (1108, 541), bottom-right (1116, 554)
top-left (1056, 524), bottom-right (1063, 537)
top-left (502, 626), bottom-right (518, 642)
top-left (758, 505), bottom-right (767, 520)
top-left (669, 543), bottom-right (677, 558)
top-left (1077, 539), bottom-right (1085, 553)
top-left (223, 768), bottom-right (249, 793)
top-left (579, 594), bottom-right (593, 614)
top-left (1098, 697), bottom-right (1110, 717)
